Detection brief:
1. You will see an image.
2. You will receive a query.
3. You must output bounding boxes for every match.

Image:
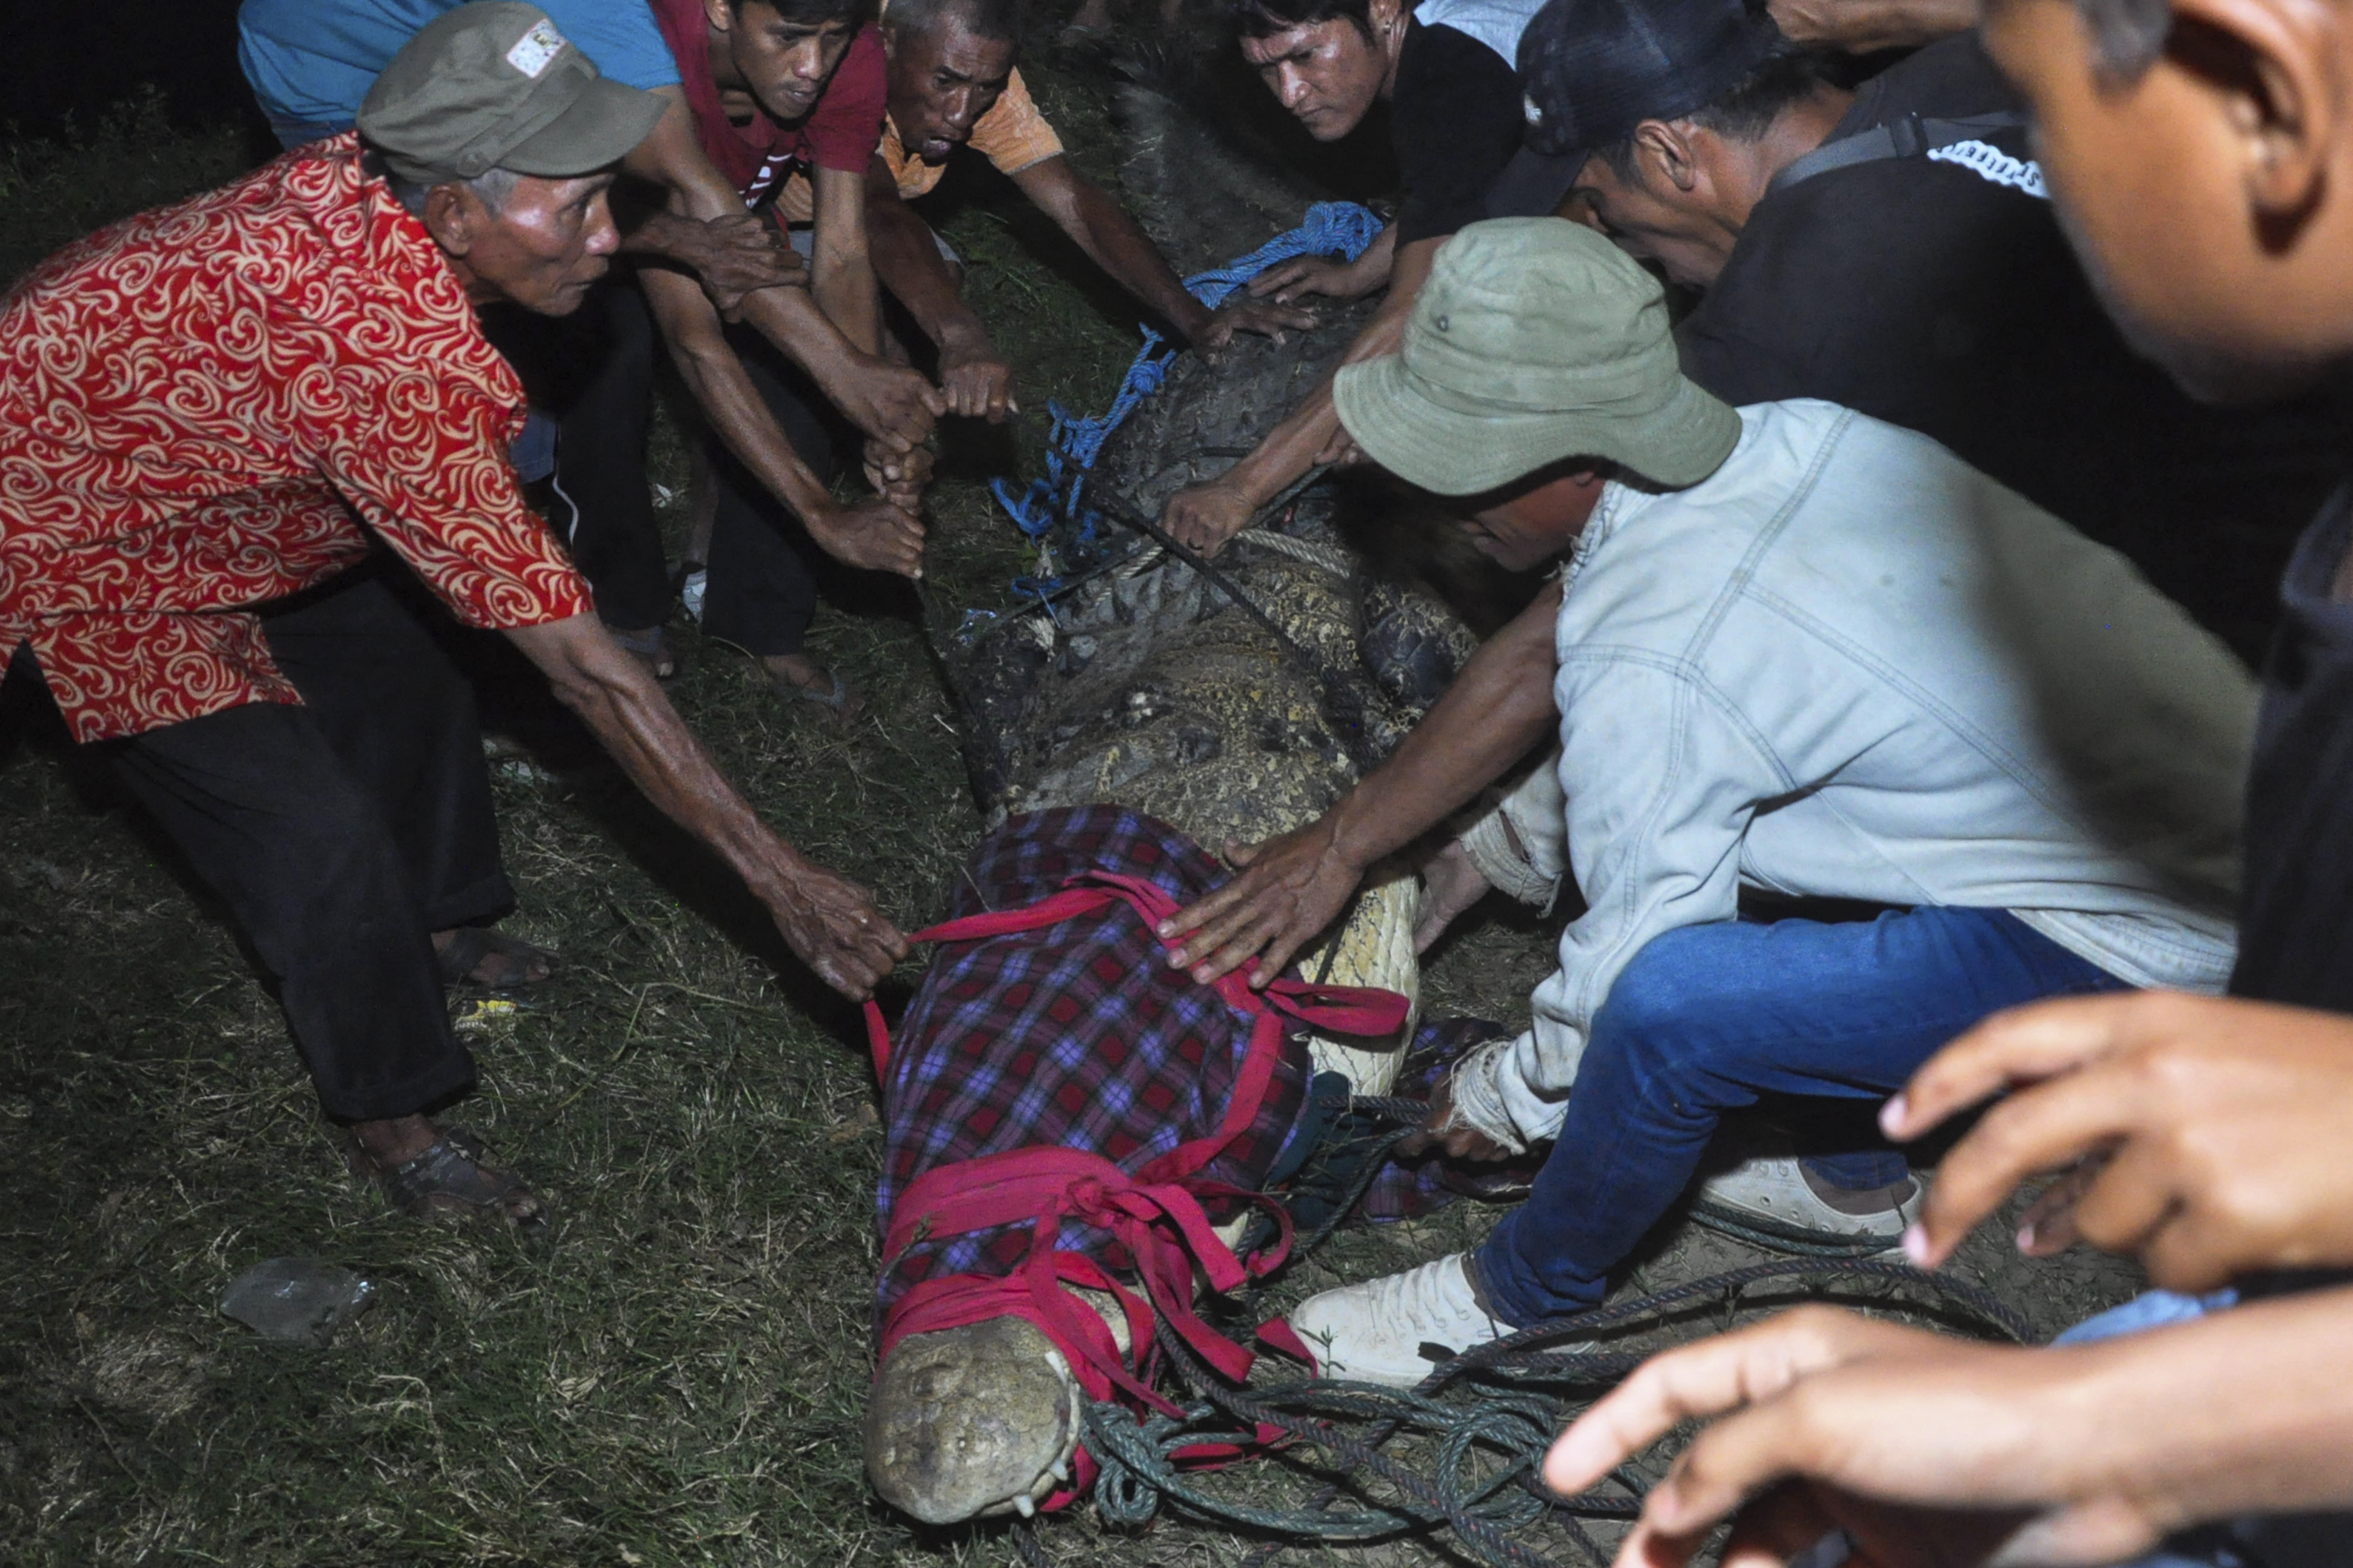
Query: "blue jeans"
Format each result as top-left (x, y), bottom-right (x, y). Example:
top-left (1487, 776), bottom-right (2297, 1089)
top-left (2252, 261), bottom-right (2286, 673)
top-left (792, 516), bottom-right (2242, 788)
top-left (1475, 907), bottom-right (2129, 1326)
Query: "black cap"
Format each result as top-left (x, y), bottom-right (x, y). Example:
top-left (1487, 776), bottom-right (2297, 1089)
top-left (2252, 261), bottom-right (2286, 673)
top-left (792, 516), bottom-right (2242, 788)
top-left (1517, 0), bottom-right (1782, 157)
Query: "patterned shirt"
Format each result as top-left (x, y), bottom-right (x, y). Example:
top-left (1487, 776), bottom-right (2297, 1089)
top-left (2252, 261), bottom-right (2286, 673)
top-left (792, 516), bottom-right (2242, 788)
top-left (0, 137), bottom-right (591, 743)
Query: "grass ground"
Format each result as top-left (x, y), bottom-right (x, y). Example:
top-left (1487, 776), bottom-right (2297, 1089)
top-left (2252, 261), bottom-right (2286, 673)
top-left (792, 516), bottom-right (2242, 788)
top-left (0, 52), bottom-right (2142, 1568)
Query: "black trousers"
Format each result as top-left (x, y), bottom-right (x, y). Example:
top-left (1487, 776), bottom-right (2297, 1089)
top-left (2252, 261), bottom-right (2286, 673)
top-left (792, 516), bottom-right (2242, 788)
top-left (101, 572), bottom-right (502, 1123)
top-left (701, 322), bottom-right (843, 659)
top-left (483, 278), bottom-right (672, 631)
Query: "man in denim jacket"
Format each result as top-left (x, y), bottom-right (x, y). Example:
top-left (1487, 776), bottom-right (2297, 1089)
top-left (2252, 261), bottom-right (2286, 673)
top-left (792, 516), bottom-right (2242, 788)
top-left (1160, 217), bottom-right (2256, 1384)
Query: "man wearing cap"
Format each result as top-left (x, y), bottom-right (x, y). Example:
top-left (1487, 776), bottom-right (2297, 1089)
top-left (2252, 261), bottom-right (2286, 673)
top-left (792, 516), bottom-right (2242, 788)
top-left (0, 5), bottom-right (908, 1227)
top-left (1514, 0), bottom-right (2353, 664)
top-left (238, 0), bottom-right (942, 696)
top-left (1157, 219), bottom-right (2254, 1382)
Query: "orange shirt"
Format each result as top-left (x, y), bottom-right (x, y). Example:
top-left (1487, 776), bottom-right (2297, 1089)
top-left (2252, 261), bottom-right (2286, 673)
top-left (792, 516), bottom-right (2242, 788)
top-left (0, 137), bottom-right (590, 743)
top-left (776, 65), bottom-right (1064, 224)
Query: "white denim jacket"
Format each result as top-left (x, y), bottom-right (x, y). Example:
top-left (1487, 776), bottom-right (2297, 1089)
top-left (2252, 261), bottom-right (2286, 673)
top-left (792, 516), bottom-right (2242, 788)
top-left (1450, 401), bottom-right (2257, 1152)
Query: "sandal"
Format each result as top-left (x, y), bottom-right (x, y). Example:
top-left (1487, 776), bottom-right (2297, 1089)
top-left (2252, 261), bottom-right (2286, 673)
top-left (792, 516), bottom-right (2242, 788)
top-left (341, 1124), bottom-right (547, 1232)
top-left (609, 624), bottom-right (679, 681)
top-left (435, 926), bottom-right (560, 994)
top-left (765, 659), bottom-right (865, 726)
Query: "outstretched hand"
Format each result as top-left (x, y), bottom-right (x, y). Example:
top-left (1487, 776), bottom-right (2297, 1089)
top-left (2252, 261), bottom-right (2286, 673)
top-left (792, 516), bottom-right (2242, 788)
top-left (1885, 991), bottom-right (2353, 1290)
top-left (684, 211), bottom-right (808, 320)
top-left (1196, 296), bottom-right (1320, 355)
top-left (1162, 475), bottom-right (1259, 559)
top-left (1543, 1307), bottom-right (2157, 1568)
top-left (1153, 817), bottom-right (1365, 989)
top-left (805, 494), bottom-right (926, 580)
top-left (764, 864), bottom-right (910, 1001)
top-left (1247, 251), bottom-right (1385, 305)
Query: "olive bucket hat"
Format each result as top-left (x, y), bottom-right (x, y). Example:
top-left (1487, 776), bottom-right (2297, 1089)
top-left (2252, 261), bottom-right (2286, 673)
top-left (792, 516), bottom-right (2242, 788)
top-left (357, 1), bottom-right (665, 187)
top-left (1333, 218), bottom-right (1740, 495)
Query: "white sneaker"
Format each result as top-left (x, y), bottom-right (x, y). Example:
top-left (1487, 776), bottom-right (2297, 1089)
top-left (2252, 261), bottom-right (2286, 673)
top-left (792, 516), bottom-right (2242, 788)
top-left (1694, 1153), bottom-right (1925, 1249)
top-left (1287, 1254), bottom-right (1510, 1388)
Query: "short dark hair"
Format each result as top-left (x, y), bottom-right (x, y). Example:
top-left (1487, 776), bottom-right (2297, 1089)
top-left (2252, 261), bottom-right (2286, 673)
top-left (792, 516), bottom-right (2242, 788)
top-left (883, 0), bottom-right (1025, 45)
top-left (1589, 43), bottom-right (1825, 181)
top-left (2072, 0), bottom-right (2170, 81)
top-left (733, 0), bottom-right (878, 29)
top-left (1235, 0), bottom-right (1375, 44)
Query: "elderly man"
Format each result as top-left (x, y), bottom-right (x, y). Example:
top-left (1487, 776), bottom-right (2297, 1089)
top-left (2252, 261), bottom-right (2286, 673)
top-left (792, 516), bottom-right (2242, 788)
top-left (784, 0), bottom-right (1315, 421)
top-left (1158, 219), bottom-right (2255, 1383)
top-left (239, 0), bottom-right (942, 700)
top-left (0, 4), bottom-right (907, 1226)
top-left (1513, 0), bottom-right (2353, 661)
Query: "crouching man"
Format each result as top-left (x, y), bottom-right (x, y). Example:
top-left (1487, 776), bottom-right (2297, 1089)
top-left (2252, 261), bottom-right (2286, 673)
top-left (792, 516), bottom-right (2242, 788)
top-left (0, 4), bottom-right (907, 1227)
top-left (1158, 218), bottom-right (2256, 1383)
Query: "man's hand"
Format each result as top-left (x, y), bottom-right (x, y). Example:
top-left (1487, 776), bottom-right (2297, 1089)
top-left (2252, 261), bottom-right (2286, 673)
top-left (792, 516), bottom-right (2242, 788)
top-left (937, 329), bottom-right (1019, 422)
top-left (1545, 1307), bottom-right (2151, 1568)
top-left (1163, 475), bottom-right (1262, 559)
top-left (1885, 991), bottom-right (2353, 1290)
top-left (630, 210), bottom-right (808, 320)
top-left (864, 440), bottom-right (933, 515)
top-left (761, 861), bottom-right (911, 1001)
top-left (503, 614), bottom-right (909, 1002)
top-left (1196, 296), bottom-right (1321, 355)
top-left (1248, 251), bottom-right (1386, 305)
top-left (804, 495), bottom-right (927, 580)
top-left (1393, 1069), bottom-right (1517, 1162)
top-left (1314, 425), bottom-right (1368, 470)
top-left (1155, 816), bottom-right (1366, 988)
top-left (822, 352), bottom-right (947, 456)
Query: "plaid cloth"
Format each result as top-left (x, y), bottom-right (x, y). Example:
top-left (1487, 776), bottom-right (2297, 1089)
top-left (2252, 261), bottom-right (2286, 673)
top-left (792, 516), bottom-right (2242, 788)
top-left (874, 806), bottom-right (1314, 1330)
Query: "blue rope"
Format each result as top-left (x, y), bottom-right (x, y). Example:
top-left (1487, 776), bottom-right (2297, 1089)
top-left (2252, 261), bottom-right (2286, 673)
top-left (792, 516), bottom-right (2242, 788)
top-left (989, 201), bottom-right (1383, 584)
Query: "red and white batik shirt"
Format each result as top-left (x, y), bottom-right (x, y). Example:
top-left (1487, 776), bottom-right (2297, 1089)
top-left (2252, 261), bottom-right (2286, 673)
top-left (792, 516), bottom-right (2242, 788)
top-left (0, 134), bottom-right (592, 743)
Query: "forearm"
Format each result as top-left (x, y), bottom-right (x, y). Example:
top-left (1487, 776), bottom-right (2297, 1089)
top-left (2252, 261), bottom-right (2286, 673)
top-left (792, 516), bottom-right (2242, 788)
top-left (868, 191), bottom-right (991, 353)
top-left (506, 617), bottom-right (816, 902)
top-left (1327, 583), bottom-right (1562, 872)
top-left (812, 168), bottom-right (882, 356)
top-left (1766, 0), bottom-right (1974, 49)
top-left (732, 279), bottom-right (867, 390)
top-left (1063, 180), bottom-right (1213, 342)
top-left (2056, 1287), bottom-right (2353, 1529)
top-left (640, 269), bottom-right (836, 524)
top-left (813, 248), bottom-right (882, 355)
top-left (1216, 239), bottom-right (1429, 503)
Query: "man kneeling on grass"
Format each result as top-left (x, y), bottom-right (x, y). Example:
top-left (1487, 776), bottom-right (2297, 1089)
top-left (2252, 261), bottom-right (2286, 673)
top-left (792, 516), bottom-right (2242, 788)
top-left (0, 3), bottom-right (908, 1230)
top-left (1157, 217), bottom-right (2257, 1383)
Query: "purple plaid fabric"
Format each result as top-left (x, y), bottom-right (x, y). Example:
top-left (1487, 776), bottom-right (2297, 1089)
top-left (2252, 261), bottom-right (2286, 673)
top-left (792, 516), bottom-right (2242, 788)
top-left (874, 806), bottom-right (1314, 1330)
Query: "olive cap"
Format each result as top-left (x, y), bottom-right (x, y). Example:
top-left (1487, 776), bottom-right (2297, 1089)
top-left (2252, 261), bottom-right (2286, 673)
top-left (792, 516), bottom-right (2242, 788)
top-left (357, 2), bottom-right (665, 186)
top-left (1333, 218), bottom-right (1740, 495)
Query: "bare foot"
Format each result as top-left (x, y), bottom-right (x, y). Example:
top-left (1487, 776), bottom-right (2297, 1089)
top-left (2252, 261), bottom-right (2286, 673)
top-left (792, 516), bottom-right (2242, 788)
top-left (1414, 840), bottom-right (1492, 953)
top-left (761, 654), bottom-right (864, 723)
top-left (431, 927), bottom-right (556, 989)
top-left (346, 1115), bottom-right (546, 1228)
top-left (351, 1113), bottom-right (440, 1167)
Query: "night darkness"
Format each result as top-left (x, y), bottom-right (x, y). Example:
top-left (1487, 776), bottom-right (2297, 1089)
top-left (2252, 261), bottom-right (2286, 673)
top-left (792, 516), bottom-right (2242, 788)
top-left (2, 0), bottom-right (267, 138)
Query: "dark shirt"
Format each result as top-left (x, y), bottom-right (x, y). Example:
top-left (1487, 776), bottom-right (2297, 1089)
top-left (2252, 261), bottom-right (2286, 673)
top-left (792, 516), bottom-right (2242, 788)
top-left (2231, 487), bottom-right (2353, 1008)
top-left (1679, 35), bottom-right (2353, 662)
top-left (1391, 19), bottom-right (1528, 246)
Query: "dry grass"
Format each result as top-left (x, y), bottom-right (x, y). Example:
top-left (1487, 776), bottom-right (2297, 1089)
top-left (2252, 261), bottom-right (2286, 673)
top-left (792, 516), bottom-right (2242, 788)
top-left (0, 57), bottom-right (2143, 1568)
